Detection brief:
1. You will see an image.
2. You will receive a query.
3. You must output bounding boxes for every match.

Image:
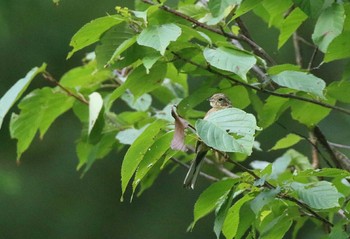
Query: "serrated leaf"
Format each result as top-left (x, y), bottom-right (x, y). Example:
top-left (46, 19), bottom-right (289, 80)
top-left (88, 92), bottom-right (103, 135)
top-left (270, 133), bottom-right (303, 151)
top-left (120, 120), bottom-right (166, 201)
top-left (132, 132), bottom-right (173, 196)
top-left (67, 15), bottom-right (124, 58)
top-left (137, 23), bottom-right (182, 55)
top-left (0, 63), bottom-right (46, 130)
top-left (222, 193), bottom-right (254, 239)
top-left (10, 88), bottom-right (74, 160)
top-left (203, 47), bottom-right (256, 81)
top-left (291, 181), bottom-right (342, 209)
top-left (271, 71), bottom-right (326, 98)
top-left (278, 8), bottom-right (307, 48)
top-left (196, 108), bottom-right (259, 155)
top-left (192, 179), bottom-right (237, 228)
top-left (312, 3), bottom-right (345, 53)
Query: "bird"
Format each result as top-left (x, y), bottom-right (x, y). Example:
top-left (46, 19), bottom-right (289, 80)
top-left (183, 93), bottom-right (232, 189)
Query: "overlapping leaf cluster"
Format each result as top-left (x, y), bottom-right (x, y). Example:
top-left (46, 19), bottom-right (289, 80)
top-left (1, 0), bottom-right (350, 238)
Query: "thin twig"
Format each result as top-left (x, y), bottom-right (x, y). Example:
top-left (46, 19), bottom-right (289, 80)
top-left (308, 47), bottom-right (318, 71)
top-left (172, 51), bottom-right (350, 116)
top-left (309, 131), bottom-right (319, 169)
top-left (42, 72), bottom-right (89, 105)
top-left (141, 0), bottom-right (275, 65)
top-left (293, 32), bottom-right (302, 67)
top-left (329, 142), bottom-right (350, 150)
top-left (170, 157), bottom-right (219, 182)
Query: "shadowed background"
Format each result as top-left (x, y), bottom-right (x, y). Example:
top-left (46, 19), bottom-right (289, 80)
top-left (0, 1), bottom-right (349, 238)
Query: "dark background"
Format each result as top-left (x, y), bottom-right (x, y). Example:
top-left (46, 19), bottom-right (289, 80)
top-left (0, 1), bottom-right (349, 238)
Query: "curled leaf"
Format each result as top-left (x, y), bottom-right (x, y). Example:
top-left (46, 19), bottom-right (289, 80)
top-left (170, 106), bottom-right (189, 151)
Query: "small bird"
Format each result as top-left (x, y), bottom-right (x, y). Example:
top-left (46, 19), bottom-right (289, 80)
top-left (183, 93), bottom-right (232, 189)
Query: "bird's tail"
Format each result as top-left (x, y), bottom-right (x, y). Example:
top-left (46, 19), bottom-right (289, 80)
top-left (183, 150), bottom-right (207, 189)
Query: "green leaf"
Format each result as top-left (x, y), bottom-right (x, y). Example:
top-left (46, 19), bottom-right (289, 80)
top-left (271, 71), bottom-right (326, 98)
top-left (324, 31), bottom-right (350, 62)
top-left (290, 97), bottom-right (335, 126)
top-left (250, 188), bottom-right (280, 215)
top-left (137, 23), bottom-right (182, 55)
top-left (67, 15), bottom-right (124, 58)
top-left (278, 7), bottom-right (307, 48)
top-left (116, 125), bottom-right (148, 145)
top-left (222, 193), bottom-right (254, 239)
top-left (95, 23), bottom-right (137, 68)
top-left (260, 0), bottom-right (293, 28)
top-left (260, 214), bottom-right (293, 239)
top-left (270, 133), bottom-right (303, 151)
top-left (267, 64), bottom-right (301, 75)
top-left (121, 93), bottom-right (152, 112)
top-left (312, 3), bottom-right (345, 53)
top-left (203, 47), bottom-right (256, 81)
top-left (293, 0), bottom-right (324, 18)
top-left (59, 62), bottom-right (111, 90)
top-left (207, 0), bottom-right (241, 24)
top-left (10, 88), bottom-right (74, 160)
top-left (88, 92), bottom-right (103, 135)
top-left (291, 181), bottom-right (342, 209)
top-left (77, 132), bottom-right (116, 173)
top-left (329, 222), bottom-right (349, 239)
top-left (296, 168), bottom-right (350, 178)
top-left (269, 151), bottom-right (292, 180)
top-left (327, 80), bottom-right (350, 103)
top-left (196, 108), bottom-right (259, 155)
top-left (192, 179), bottom-right (237, 228)
top-left (132, 132), bottom-right (173, 197)
top-left (233, 0), bottom-right (261, 19)
top-left (120, 120), bottom-right (166, 201)
top-left (259, 94), bottom-right (290, 129)
top-left (0, 63), bottom-right (46, 129)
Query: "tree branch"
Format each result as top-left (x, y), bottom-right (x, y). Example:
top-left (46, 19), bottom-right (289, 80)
top-left (141, 0), bottom-right (275, 65)
top-left (172, 51), bottom-right (350, 116)
top-left (42, 72), bottom-right (89, 105)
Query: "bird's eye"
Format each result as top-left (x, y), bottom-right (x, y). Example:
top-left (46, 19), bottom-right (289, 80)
top-left (218, 98), bottom-right (223, 101)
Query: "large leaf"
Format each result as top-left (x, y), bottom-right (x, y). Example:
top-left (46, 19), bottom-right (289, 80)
top-left (260, 214), bottom-right (293, 239)
top-left (312, 3), bottom-right (345, 52)
top-left (137, 23), bottom-right (182, 55)
top-left (222, 193), bottom-right (254, 239)
top-left (132, 132), bottom-right (174, 197)
top-left (290, 181), bottom-right (342, 209)
top-left (0, 63), bottom-right (46, 129)
top-left (203, 47), bottom-right (256, 81)
top-left (270, 133), bottom-right (303, 151)
top-left (192, 179), bottom-right (237, 228)
top-left (120, 120), bottom-right (167, 201)
top-left (271, 71), bottom-right (326, 98)
top-left (250, 188), bottom-right (280, 215)
top-left (324, 31), bottom-right (350, 62)
top-left (233, 0), bottom-right (261, 19)
top-left (67, 15), bottom-right (124, 58)
top-left (293, 0), bottom-right (324, 18)
top-left (258, 94), bottom-right (290, 129)
top-left (10, 88), bottom-right (74, 160)
top-left (207, 0), bottom-right (242, 25)
top-left (195, 108), bottom-right (259, 155)
top-left (278, 7), bottom-right (307, 48)
top-left (327, 80), bottom-right (350, 103)
top-left (296, 168), bottom-right (350, 178)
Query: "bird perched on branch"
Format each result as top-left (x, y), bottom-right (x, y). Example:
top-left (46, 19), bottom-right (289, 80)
top-left (183, 93), bottom-right (232, 189)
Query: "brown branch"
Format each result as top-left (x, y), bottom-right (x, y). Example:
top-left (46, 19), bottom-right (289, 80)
top-left (293, 32), bottom-right (302, 67)
top-left (172, 51), bottom-right (350, 116)
top-left (308, 47), bottom-right (319, 71)
top-left (141, 0), bottom-right (275, 65)
top-left (309, 131), bottom-right (319, 169)
top-left (42, 72), bottom-right (89, 105)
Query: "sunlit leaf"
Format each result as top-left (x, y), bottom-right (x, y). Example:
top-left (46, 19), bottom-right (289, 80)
top-left (270, 133), bottom-right (303, 151)
top-left (10, 88), bottom-right (74, 160)
top-left (324, 31), bottom-right (350, 62)
top-left (120, 120), bottom-right (167, 201)
top-left (271, 71), bottom-right (326, 98)
top-left (67, 15), bottom-right (124, 58)
top-left (207, 0), bottom-right (241, 24)
top-left (88, 92), bottom-right (103, 135)
top-left (203, 47), bottom-right (256, 81)
top-left (0, 63), bottom-right (46, 129)
top-left (116, 125), bottom-right (148, 145)
top-left (137, 23), bottom-right (182, 55)
top-left (327, 80), bottom-right (350, 103)
top-left (290, 181), bottom-right (342, 209)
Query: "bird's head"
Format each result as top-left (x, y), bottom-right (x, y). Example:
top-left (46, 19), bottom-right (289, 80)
top-left (209, 93), bottom-right (232, 108)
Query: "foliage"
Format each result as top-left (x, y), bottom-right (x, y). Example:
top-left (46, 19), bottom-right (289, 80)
top-left (2, 0), bottom-right (350, 238)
